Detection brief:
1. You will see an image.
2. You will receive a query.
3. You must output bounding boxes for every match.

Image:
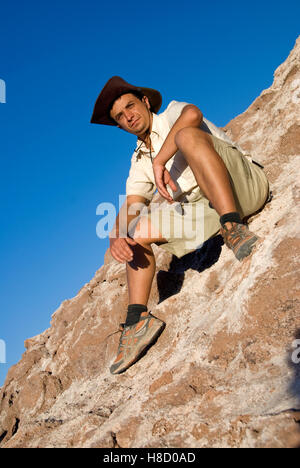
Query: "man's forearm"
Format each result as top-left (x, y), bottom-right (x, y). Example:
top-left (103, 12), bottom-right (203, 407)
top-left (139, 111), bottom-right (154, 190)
top-left (109, 195), bottom-right (150, 239)
top-left (110, 206), bottom-right (138, 239)
top-left (154, 105), bottom-right (203, 166)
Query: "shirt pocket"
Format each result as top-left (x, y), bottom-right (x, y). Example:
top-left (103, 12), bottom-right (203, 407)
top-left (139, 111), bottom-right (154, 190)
top-left (229, 145), bottom-right (253, 180)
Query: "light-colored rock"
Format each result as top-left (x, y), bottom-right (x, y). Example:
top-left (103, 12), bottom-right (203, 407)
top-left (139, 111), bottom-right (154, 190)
top-left (0, 37), bottom-right (299, 448)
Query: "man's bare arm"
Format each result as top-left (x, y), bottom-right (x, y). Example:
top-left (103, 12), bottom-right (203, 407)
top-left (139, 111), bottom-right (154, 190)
top-left (109, 194), bottom-right (150, 263)
top-left (151, 105), bottom-right (203, 201)
top-left (154, 105), bottom-right (203, 166)
top-left (110, 194), bottom-right (150, 238)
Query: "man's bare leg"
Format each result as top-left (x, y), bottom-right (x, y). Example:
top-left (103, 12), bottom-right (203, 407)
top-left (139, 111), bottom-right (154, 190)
top-left (110, 217), bottom-right (167, 374)
top-left (174, 127), bottom-right (260, 261)
top-left (174, 127), bottom-right (236, 217)
top-left (127, 216), bottom-right (167, 307)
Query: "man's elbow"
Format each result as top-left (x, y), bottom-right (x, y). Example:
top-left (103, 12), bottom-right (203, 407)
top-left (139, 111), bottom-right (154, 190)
top-left (181, 105), bottom-right (203, 126)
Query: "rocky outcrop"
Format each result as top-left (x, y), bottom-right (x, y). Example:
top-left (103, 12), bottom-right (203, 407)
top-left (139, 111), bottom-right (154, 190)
top-left (223, 36), bottom-right (300, 184)
top-left (0, 37), bottom-right (299, 448)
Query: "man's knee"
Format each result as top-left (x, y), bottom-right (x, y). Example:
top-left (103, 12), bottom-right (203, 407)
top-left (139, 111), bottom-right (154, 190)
top-left (133, 216), bottom-right (166, 245)
top-left (175, 127), bottom-right (212, 151)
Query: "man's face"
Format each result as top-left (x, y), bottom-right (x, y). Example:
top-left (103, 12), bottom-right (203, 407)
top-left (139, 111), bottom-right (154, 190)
top-left (110, 93), bottom-right (152, 138)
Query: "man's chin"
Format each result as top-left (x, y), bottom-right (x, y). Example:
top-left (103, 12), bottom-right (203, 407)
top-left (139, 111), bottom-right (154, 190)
top-left (122, 121), bottom-right (148, 137)
top-left (132, 126), bottom-right (147, 137)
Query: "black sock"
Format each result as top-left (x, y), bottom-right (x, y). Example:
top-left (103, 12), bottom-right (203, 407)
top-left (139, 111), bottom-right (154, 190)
top-left (220, 211), bottom-right (242, 227)
top-left (125, 304), bottom-right (148, 327)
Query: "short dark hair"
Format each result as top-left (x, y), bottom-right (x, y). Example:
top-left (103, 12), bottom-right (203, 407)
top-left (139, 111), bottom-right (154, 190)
top-left (133, 91), bottom-right (154, 111)
top-left (108, 90), bottom-right (153, 121)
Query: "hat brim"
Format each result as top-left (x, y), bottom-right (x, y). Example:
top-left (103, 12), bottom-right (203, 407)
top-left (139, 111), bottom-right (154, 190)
top-left (90, 77), bottom-right (162, 126)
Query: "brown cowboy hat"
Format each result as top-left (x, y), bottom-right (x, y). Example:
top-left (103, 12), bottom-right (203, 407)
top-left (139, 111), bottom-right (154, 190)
top-left (90, 76), bottom-right (162, 126)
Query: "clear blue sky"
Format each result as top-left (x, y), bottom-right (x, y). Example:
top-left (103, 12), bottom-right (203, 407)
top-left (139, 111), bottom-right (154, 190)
top-left (0, 0), bottom-right (299, 386)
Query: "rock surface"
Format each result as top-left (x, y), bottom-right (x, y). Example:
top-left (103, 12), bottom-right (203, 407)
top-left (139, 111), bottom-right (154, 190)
top-left (1, 37), bottom-right (299, 448)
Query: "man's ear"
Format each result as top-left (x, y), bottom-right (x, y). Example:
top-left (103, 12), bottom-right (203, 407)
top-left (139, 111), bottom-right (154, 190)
top-left (142, 96), bottom-right (151, 110)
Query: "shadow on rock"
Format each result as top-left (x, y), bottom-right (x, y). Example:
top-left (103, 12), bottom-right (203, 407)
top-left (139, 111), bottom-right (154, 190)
top-left (157, 235), bottom-right (223, 303)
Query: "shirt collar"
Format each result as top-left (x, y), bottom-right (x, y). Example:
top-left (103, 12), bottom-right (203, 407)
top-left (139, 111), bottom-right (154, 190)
top-left (136, 112), bottom-right (160, 149)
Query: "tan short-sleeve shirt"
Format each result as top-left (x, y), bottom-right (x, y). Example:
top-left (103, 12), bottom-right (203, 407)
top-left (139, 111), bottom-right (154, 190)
top-left (126, 101), bottom-right (236, 202)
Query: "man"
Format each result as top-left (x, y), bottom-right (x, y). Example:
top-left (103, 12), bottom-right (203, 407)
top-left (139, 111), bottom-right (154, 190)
top-left (90, 76), bottom-right (270, 375)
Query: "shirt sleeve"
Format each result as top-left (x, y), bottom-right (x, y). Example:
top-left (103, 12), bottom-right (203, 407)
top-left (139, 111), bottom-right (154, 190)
top-left (165, 100), bottom-right (236, 147)
top-left (126, 154), bottom-right (157, 201)
top-left (164, 100), bottom-right (191, 128)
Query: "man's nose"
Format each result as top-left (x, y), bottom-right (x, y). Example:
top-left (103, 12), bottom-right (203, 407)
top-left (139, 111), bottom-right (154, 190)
top-left (124, 110), bottom-right (134, 121)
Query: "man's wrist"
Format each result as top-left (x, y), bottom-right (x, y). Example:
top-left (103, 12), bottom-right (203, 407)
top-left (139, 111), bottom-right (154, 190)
top-left (109, 227), bottom-right (130, 239)
top-left (109, 228), bottom-right (119, 240)
top-left (152, 157), bottom-right (164, 166)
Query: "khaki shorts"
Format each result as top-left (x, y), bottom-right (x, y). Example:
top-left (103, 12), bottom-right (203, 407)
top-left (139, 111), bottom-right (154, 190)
top-left (146, 135), bottom-right (270, 259)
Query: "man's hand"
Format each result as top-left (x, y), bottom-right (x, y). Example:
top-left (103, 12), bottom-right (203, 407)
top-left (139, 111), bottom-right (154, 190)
top-left (109, 236), bottom-right (137, 263)
top-left (152, 161), bottom-right (177, 203)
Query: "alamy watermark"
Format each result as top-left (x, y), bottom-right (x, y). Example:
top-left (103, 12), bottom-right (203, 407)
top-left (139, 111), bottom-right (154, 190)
top-left (0, 79), bottom-right (6, 103)
top-left (291, 339), bottom-right (300, 364)
top-left (0, 339), bottom-right (6, 364)
top-left (96, 195), bottom-right (205, 250)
